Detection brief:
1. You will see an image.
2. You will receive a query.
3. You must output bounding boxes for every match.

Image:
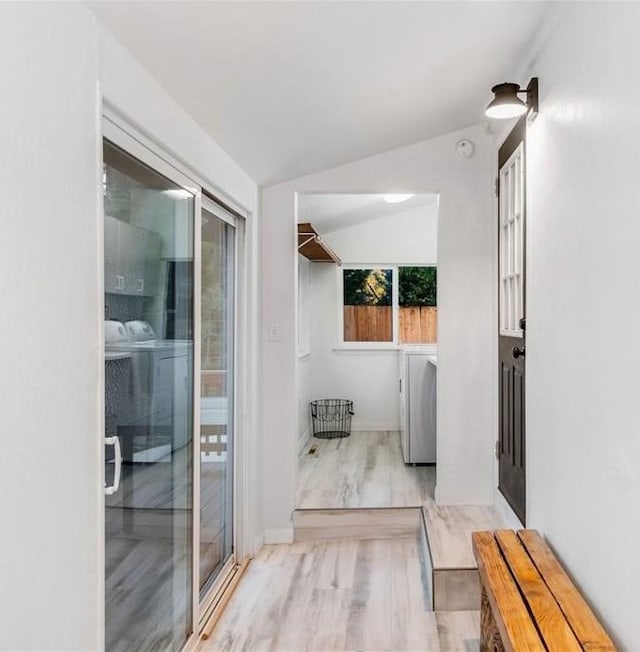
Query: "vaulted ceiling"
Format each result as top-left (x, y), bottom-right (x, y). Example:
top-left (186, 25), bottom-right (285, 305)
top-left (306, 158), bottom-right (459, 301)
top-left (89, 1), bottom-right (553, 185)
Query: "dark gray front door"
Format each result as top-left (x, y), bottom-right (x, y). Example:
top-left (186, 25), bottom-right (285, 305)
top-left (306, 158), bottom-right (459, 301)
top-left (498, 117), bottom-right (526, 524)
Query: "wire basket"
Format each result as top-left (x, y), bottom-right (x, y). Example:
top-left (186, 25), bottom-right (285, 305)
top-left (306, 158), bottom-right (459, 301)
top-left (310, 399), bottom-right (354, 439)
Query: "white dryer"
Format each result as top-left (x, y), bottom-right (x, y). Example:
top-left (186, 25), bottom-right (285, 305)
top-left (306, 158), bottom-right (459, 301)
top-left (399, 349), bottom-right (437, 464)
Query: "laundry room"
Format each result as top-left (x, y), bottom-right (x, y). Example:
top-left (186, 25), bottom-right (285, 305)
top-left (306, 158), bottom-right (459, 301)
top-left (295, 192), bottom-right (439, 511)
top-left (103, 141), bottom-right (194, 467)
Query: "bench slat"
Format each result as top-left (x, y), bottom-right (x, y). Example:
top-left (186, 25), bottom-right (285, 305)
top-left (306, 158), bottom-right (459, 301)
top-left (496, 530), bottom-right (582, 652)
top-left (518, 530), bottom-right (617, 652)
top-left (472, 531), bottom-right (546, 652)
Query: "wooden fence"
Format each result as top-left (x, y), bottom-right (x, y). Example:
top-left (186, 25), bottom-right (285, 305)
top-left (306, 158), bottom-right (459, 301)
top-left (343, 305), bottom-right (392, 342)
top-left (344, 305), bottom-right (437, 343)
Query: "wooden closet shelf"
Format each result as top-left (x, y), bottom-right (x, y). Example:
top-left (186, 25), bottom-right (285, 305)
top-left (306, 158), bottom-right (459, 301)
top-left (297, 223), bottom-right (341, 264)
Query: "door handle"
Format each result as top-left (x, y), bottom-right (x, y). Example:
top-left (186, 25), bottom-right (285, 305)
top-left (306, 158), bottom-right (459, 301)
top-left (512, 346), bottom-right (526, 359)
top-left (104, 436), bottom-right (122, 496)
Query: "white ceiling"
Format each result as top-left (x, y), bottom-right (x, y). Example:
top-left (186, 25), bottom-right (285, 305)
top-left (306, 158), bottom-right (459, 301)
top-left (89, 1), bottom-right (553, 185)
top-left (299, 193), bottom-right (437, 234)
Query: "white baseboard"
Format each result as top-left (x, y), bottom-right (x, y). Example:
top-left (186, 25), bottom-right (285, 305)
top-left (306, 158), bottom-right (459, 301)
top-left (263, 527), bottom-right (294, 544)
top-left (253, 532), bottom-right (265, 557)
top-left (298, 427), bottom-right (312, 456)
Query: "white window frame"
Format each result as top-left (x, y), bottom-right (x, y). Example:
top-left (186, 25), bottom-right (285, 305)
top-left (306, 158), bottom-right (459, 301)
top-left (499, 142), bottom-right (525, 338)
top-left (338, 264), bottom-right (397, 348)
top-left (337, 264), bottom-right (436, 349)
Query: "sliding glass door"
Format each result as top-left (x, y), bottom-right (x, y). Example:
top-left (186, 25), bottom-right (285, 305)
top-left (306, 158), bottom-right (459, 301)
top-left (103, 139), bottom-right (195, 651)
top-left (103, 123), bottom-right (241, 651)
top-left (199, 199), bottom-right (236, 600)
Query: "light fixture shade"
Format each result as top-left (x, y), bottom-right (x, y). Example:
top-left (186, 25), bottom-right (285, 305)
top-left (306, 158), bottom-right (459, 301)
top-left (485, 82), bottom-right (527, 119)
top-left (383, 193), bottom-right (413, 204)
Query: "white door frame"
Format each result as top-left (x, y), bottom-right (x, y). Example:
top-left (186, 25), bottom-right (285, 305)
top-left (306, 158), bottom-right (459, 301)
top-left (197, 195), bottom-right (240, 626)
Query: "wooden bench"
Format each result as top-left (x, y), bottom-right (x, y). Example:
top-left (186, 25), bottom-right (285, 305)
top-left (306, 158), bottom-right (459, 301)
top-left (472, 529), bottom-right (616, 652)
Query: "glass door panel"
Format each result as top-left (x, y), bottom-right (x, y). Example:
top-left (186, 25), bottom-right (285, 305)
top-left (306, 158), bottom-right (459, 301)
top-left (200, 204), bottom-right (235, 597)
top-left (103, 140), bottom-right (194, 652)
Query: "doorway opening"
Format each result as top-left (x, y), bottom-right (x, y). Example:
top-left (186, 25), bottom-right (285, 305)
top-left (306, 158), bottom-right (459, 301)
top-left (294, 192), bottom-right (439, 511)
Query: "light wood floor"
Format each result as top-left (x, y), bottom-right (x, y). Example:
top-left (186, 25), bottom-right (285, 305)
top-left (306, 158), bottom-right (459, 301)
top-left (199, 539), bottom-right (480, 652)
top-left (422, 503), bottom-right (504, 612)
top-left (199, 432), bottom-right (499, 651)
top-left (422, 503), bottom-right (504, 570)
top-left (296, 431), bottom-right (435, 509)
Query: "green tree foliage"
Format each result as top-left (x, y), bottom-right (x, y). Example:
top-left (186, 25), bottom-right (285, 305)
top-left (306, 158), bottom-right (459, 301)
top-left (343, 268), bottom-right (392, 306)
top-left (398, 266), bottom-right (437, 306)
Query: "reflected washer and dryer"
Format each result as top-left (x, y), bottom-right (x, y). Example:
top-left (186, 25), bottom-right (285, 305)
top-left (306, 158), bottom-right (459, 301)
top-left (399, 350), bottom-right (437, 464)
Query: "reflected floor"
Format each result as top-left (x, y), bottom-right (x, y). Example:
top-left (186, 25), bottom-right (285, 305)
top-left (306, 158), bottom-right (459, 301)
top-left (106, 450), bottom-right (228, 651)
top-left (296, 431), bottom-right (435, 509)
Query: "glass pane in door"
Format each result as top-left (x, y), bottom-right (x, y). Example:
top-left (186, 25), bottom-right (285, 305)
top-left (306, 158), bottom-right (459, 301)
top-left (200, 207), bottom-right (234, 596)
top-left (103, 140), bottom-right (194, 651)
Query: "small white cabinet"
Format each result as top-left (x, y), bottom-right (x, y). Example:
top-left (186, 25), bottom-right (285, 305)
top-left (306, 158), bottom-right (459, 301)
top-left (104, 215), bottom-right (161, 296)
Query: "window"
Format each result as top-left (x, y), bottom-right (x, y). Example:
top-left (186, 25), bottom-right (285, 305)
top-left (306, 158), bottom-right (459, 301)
top-left (343, 268), bottom-right (393, 342)
top-left (341, 266), bottom-right (437, 345)
top-left (398, 266), bottom-right (437, 344)
top-left (499, 142), bottom-right (524, 337)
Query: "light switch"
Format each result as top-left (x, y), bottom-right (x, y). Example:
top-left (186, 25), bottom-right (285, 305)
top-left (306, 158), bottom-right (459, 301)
top-left (267, 322), bottom-right (282, 342)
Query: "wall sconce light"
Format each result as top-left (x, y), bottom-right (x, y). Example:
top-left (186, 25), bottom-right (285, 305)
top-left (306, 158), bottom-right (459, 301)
top-left (485, 77), bottom-right (538, 121)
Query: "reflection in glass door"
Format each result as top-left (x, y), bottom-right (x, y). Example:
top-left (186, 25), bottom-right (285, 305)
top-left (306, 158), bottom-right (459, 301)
top-left (199, 200), bottom-right (235, 599)
top-left (103, 139), bottom-right (194, 651)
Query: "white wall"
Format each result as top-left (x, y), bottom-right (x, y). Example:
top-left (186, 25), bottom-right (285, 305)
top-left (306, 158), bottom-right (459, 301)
top-left (0, 5), bottom-right (102, 649)
top-left (297, 353), bottom-right (312, 450)
top-left (310, 264), bottom-right (401, 429)
top-left (523, 4), bottom-right (640, 648)
top-left (307, 202), bottom-right (438, 431)
top-left (262, 123), bottom-right (495, 539)
top-left (99, 31), bottom-right (255, 212)
top-left (0, 4), bottom-right (259, 649)
top-left (323, 201), bottom-right (438, 264)
top-left (297, 255), bottom-right (313, 449)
